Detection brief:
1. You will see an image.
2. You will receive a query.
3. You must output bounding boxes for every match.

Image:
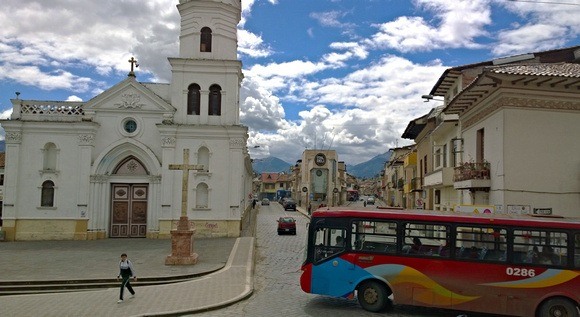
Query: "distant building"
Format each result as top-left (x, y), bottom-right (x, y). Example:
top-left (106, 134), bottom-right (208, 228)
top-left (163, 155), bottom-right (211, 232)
top-left (293, 150), bottom-right (343, 209)
top-left (258, 172), bottom-right (292, 201)
top-left (382, 146), bottom-right (413, 208)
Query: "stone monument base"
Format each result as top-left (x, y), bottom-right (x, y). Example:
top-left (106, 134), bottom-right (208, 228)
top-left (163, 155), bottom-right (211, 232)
top-left (165, 216), bottom-right (198, 265)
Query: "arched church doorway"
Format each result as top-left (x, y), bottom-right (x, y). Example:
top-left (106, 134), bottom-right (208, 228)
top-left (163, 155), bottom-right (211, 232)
top-left (110, 156), bottom-right (149, 238)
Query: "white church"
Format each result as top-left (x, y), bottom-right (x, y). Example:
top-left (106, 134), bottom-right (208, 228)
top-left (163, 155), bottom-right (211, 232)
top-left (0, 0), bottom-right (254, 241)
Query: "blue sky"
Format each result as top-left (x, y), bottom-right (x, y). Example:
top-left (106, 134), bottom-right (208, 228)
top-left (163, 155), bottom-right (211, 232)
top-left (1, 0), bottom-right (579, 165)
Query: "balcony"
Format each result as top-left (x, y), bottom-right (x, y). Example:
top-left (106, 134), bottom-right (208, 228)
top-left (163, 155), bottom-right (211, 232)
top-left (424, 167), bottom-right (454, 187)
top-left (453, 162), bottom-right (491, 190)
top-left (410, 177), bottom-right (422, 192)
top-left (403, 152), bottom-right (417, 169)
top-left (397, 178), bottom-right (404, 191)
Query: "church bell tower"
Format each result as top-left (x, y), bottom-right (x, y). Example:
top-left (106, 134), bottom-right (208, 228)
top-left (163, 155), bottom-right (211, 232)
top-left (169, 0), bottom-right (243, 125)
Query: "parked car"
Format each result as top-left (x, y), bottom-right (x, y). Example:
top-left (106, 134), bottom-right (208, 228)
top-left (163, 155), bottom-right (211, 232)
top-left (277, 217), bottom-right (296, 235)
top-left (367, 197), bottom-right (375, 205)
top-left (283, 198), bottom-right (297, 211)
top-left (261, 198), bottom-right (270, 206)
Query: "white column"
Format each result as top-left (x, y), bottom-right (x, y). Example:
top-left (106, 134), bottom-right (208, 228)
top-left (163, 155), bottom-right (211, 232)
top-left (77, 134), bottom-right (94, 220)
top-left (160, 137), bottom-right (177, 215)
top-left (3, 131), bottom-right (22, 219)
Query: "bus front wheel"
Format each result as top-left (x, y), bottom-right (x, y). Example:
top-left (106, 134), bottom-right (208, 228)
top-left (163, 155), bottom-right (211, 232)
top-left (538, 297), bottom-right (579, 317)
top-left (357, 280), bottom-right (390, 312)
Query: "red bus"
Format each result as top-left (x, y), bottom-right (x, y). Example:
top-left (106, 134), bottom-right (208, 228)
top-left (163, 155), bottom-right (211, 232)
top-left (300, 208), bottom-right (580, 317)
top-left (347, 189), bottom-right (359, 202)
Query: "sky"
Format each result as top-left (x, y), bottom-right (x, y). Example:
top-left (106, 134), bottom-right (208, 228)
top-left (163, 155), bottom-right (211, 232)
top-left (0, 0), bottom-right (579, 166)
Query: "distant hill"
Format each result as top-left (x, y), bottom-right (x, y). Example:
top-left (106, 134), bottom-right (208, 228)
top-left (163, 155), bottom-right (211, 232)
top-left (348, 152), bottom-right (391, 179)
top-left (252, 157), bottom-right (292, 174)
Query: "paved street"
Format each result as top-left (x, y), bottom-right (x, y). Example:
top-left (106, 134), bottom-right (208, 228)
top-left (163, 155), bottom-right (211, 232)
top-left (196, 202), bottom-right (500, 317)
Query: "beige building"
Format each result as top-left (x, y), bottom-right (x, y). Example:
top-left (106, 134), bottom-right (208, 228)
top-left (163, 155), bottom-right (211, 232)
top-left (293, 150), bottom-right (343, 210)
top-left (382, 146), bottom-right (413, 208)
top-left (409, 46), bottom-right (580, 217)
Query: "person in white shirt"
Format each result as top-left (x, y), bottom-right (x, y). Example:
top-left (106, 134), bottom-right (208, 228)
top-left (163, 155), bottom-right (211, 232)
top-left (116, 253), bottom-right (137, 303)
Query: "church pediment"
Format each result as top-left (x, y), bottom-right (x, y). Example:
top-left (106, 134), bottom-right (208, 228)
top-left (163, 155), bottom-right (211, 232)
top-left (84, 77), bottom-right (175, 114)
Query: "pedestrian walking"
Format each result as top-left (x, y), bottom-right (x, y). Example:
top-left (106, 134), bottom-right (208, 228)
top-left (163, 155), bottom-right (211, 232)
top-left (117, 253), bottom-right (137, 303)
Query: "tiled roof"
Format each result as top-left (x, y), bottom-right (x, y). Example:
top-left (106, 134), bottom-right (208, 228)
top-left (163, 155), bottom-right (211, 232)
top-left (261, 173), bottom-right (279, 183)
top-left (490, 63), bottom-right (580, 78)
top-left (0, 152), bottom-right (4, 167)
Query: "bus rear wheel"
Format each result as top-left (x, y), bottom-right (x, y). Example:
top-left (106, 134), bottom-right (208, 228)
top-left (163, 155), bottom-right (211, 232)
top-left (357, 280), bottom-right (390, 312)
top-left (538, 298), bottom-right (579, 317)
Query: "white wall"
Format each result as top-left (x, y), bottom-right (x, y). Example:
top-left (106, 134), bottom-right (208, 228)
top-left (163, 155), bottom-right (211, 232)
top-left (462, 106), bottom-right (580, 217)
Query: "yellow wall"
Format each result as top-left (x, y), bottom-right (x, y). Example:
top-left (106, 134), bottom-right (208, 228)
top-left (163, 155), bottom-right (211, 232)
top-left (158, 219), bottom-right (241, 239)
top-left (7, 219), bottom-right (88, 241)
top-left (3, 218), bottom-right (240, 241)
top-left (404, 152), bottom-right (417, 167)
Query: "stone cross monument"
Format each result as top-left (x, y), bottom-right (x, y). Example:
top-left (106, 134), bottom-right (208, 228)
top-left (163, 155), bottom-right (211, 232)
top-left (165, 149), bottom-right (204, 265)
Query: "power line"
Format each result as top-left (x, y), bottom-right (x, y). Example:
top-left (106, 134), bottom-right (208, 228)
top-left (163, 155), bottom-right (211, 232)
top-left (505, 0), bottom-right (580, 6)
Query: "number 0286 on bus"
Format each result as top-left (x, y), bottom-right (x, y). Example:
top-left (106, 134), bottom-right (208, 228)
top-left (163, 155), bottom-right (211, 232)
top-left (300, 208), bottom-right (580, 317)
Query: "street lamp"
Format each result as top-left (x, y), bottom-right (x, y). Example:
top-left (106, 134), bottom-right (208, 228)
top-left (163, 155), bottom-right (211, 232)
top-left (421, 94), bottom-right (444, 102)
top-left (302, 186), bottom-right (310, 214)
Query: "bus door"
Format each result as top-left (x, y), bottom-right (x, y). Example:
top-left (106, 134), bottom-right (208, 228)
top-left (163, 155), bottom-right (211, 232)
top-left (311, 226), bottom-right (351, 297)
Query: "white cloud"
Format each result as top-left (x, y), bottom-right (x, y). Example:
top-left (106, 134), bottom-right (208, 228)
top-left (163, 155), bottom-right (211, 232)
top-left (238, 29), bottom-right (273, 58)
top-left (0, 0), bottom-right (178, 88)
top-left (493, 24), bottom-right (568, 56)
top-left (242, 55), bottom-right (446, 164)
top-left (240, 77), bottom-right (286, 132)
top-left (490, 0), bottom-right (580, 56)
top-left (0, 64), bottom-right (94, 92)
top-left (66, 95), bottom-right (83, 102)
top-left (0, 108), bottom-right (13, 120)
top-left (366, 0), bottom-right (490, 52)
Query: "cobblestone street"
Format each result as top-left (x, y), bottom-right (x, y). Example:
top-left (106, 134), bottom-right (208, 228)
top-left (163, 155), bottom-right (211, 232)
top-left (194, 204), bottom-right (498, 317)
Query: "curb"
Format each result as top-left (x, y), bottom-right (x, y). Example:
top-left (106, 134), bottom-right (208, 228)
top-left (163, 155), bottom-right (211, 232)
top-left (143, 237), bottom-right (255, 317)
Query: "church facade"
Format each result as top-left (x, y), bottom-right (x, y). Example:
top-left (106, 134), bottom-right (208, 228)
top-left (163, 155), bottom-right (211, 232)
top-left (0, 0), bottom-right (253, 241)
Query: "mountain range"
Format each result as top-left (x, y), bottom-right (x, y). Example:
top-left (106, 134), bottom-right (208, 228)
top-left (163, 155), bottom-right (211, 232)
top-left (346, 152), bottom-right (391, 179)
top-left (252, 151), bottom-right (391, 179)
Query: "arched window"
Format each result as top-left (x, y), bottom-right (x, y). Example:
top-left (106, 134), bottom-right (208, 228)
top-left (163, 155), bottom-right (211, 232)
top-left (112, 156), bottom-right (148, 175)
top-left (43, 143), bottom-right (57, 171)
top-left (195, 183), bottom-right (209, 208)
top-left (187, 83), bottom-right (201, 115)
top-left (41, 180), bottom-right (55, 207)
top-left (200, 27), bottom-right (212, 52)
top-left (198, 146), bottom-right (210, 172)
top-left (208, 84), bottom-right (221, 116)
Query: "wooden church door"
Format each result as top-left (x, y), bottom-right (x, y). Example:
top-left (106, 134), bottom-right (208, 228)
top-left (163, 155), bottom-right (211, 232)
top-left (110, 184), bottom-right (148, 237)
top-left (109, 156), bottom-right (149, 238)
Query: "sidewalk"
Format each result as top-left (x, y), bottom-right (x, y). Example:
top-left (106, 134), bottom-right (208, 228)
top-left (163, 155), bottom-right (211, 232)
top-left (0, 236), bottom-right (254, 317)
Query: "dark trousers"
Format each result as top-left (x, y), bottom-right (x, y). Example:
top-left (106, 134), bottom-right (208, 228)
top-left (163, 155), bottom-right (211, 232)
top-left (119, 274), bottom-right (135, 300)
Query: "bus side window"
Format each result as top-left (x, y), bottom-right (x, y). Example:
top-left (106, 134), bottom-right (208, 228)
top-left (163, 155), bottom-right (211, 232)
top-left (513, 229), bottom-right (568, 267)
top-left (575, 233), bottom-right (580, 268)
top-left (456, 226), bottom-right (507, 262)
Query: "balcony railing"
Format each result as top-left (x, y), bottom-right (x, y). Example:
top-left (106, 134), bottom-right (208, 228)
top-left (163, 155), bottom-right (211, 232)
top-left (397, 178), bottom-right (404, 191)
top-left (453, 162), bottom-right (490, 182)
top-left (410, 177), bottom-right (422, 191)
top-left (13, 100), bottom-right (85, 121)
